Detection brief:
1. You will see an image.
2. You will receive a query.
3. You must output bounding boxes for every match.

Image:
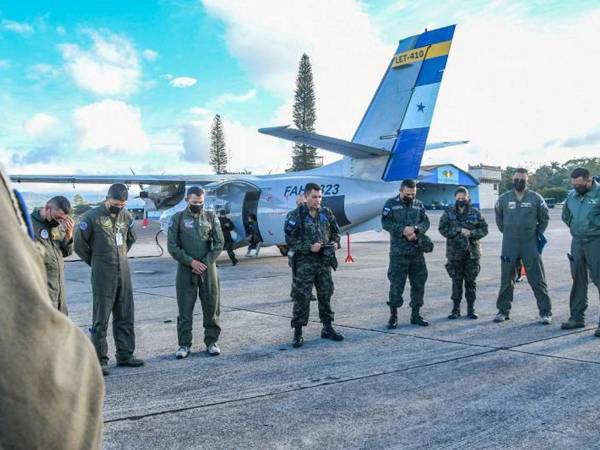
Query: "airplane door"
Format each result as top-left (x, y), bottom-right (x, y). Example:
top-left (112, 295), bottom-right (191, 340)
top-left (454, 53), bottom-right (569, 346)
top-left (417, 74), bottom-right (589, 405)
top-left (242, 190), bottom-right (262, 241)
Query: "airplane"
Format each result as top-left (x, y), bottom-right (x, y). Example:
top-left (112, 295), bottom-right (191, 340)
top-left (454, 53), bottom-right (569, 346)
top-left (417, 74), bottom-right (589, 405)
top-left (11, 25), bottom-right (463, 256)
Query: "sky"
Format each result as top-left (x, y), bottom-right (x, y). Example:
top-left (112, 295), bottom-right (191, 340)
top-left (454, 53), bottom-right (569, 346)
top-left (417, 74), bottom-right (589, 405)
top-left (1, 0), bottom-right (599, 181)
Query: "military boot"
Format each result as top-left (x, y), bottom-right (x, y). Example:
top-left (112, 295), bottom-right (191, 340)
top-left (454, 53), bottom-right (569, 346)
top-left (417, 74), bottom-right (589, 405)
top-left (100, 361), bottom-right (109, 376)
top-left (321, 323), bottom-right (344, 341)
top-left (467, 302), bottom-right (479, 319)
top-left (561, 319), bottom-right (585, 330)
top-left (448, 301), bottom-right (461, 320)
top-left (116, 356), bottom-right (145, 367)
top-left (387, 306), bottom-right (398, 329)
top-left (410, 308), bottom-right (429, 326)
top-left (292, 327), bottom-right (304, 348)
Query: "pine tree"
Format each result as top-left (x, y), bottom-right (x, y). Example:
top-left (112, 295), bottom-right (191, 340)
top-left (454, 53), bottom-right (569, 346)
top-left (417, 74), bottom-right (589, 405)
top-left (209, 114), bottom-right (228, 174)
top-left (291, 53), bottom-right (318, 171)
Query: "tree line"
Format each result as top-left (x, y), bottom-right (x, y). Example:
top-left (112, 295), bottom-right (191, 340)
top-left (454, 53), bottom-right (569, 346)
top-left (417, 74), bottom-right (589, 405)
top-left (500, 157), bottom-right (600, 201)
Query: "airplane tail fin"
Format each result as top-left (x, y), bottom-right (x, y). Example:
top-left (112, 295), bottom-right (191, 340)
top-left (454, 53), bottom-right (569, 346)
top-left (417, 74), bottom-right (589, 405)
top-left (352, 25), bottom-right (456, 181)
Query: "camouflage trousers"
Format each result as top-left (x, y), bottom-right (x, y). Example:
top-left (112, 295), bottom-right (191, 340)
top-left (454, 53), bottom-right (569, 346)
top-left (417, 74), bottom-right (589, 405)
top-left (387, 254), bottom-right (428, 309)
top-left (445, 257), bottom-right (480, 304)
top-left (290, 255), bottom-right (334, 328)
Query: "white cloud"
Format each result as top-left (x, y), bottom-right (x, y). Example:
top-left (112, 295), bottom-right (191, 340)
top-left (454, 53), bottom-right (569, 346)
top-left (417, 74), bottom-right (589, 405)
top-left (180, 116), bottom-right (292, 172)
top-left (189, 107), bottom-right (210, 116)
top-left (202, 0), bottom-right (392, 142)
top-left (73, 99), bottom-right (149, 154)
top-left (170, 76), bottom-right (197, 88)
top-left (1, 19), bottom-right (34, 35)
top-left (26, 63), bottom-right (61, 80)
top-left (423, 10), bottom-right (600, 168)
top-left (210, 89), bottom-right (256, 108)
top-left (59, 29), bottom-right (141, 96)
top-left (142, 49), bottom-right (159, 61)
top-left (24, 113), bottom-right (60, 140)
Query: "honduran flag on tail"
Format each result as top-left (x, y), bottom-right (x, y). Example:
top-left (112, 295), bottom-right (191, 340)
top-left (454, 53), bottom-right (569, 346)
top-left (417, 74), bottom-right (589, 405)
top-left (352, 25), bottom-right (456, 182)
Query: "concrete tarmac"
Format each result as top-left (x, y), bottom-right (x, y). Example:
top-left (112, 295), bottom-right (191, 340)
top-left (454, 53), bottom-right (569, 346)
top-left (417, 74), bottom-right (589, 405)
top-left (64, 210), bottom-right (600, 449)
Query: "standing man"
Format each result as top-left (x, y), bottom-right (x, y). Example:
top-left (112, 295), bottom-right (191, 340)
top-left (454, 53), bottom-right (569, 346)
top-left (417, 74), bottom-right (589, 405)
top-left (285, 182), bottom-right (343, 348)
top-left (31, 196), bottom-right (75, 315)
top-left (168, 186), bottom-right (224, 359)
top-left (493, 168), bottom-right (552, 324)
top-left (219, 210), bottom-right (238, 265)
top-left (382, 179), bottom-right (430, 328)
top-left (0, 165), bottom-right (103, 450)
top-left (560, 168), bottom-right (600, 332)
top-left (439, 187), bottom-right (488, 320)
top-left (75, 183), bottom-right (144, 376)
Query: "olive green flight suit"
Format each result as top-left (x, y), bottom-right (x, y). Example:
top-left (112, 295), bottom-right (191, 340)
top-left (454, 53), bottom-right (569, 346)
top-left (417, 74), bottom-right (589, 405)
top-left (495, 189), bottom-right (552, 316)
top-left (74, 204), bottom-right (137, 364)
top-left (562, 181), bottom-right (600, 323)
top-left (31, 208), bottom-right (73, 314)
top-left (0, 165), bottom-right (103, 450)
top-left (167, 207), bottom-right (224, 347)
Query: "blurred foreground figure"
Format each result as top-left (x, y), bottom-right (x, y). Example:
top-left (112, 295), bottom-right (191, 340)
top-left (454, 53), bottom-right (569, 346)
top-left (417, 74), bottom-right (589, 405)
top-left (0, 165), bottom-right (104, 450)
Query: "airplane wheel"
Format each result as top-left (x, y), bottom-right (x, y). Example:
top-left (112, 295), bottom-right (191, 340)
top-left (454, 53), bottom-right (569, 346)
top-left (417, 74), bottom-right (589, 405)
top-left (278, 245), bottom-right (289, 257)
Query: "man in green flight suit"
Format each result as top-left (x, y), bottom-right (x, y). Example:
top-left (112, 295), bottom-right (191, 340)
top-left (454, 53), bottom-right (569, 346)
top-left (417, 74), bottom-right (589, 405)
top-left (560, 167), bottom-right (600, 333)
top-left (285, 182), bottom-right (344, 348)
top-left (382, 179), bottom-right (431, 328)
top-left (31, 195), bottom-right (75, 315)
top-left (0, 164), bottom-right (104, 450)
top-left (168, 186), bottom-right (224, 358)
top-left (439, 187), bottom-right (488, 320)
top-left (493, 168), bottom-right (552, 324)
top-left (75, 183), bottom-right (144, 376)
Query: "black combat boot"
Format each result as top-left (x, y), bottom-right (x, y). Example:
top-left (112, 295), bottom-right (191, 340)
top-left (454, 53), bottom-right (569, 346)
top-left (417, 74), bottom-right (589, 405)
top-left (292, 327), bottom-right (304, 348)
top-left (100, 360), bottom-right (110, 376)
top-left (467, 302), bottom-right (479, 319)
top-left (321, 323), bottom-right (344, 341)
top-left (410, 308), bottom-right (429, 326)
top-left (387, 306), bottom-right (399, 329)
top-left (448, 301), bottom-right (461, 320)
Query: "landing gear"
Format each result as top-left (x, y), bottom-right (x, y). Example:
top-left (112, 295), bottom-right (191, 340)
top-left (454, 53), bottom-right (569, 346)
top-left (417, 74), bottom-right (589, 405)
top-left (277, 245), bottom-right (289, 257)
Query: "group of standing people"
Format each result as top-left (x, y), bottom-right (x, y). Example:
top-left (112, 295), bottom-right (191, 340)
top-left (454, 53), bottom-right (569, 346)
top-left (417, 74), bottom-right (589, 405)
top-left (284, 167), bottom-right (600, 347)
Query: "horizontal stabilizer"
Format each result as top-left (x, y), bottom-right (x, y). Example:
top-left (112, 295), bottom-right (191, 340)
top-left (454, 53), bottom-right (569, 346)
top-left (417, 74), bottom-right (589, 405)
top-left (9, 174), bottom-right (227, 185)
top-left (258, 126), bottom-right (389, 159)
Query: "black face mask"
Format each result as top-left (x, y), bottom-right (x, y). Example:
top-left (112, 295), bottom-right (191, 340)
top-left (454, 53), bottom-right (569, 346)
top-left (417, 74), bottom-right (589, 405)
top-left (189, 204), bottom-right (203, 214)
top-left (402, 196), bottom-right (414, 206)
top-left (456, 199), bottom-right (469, 209)
top-left (513, 179), bottom-right (526, 192)
top-left (574, 185), bottom-right (590, 196)
top-left (108, 205), bottom-right (123, 215)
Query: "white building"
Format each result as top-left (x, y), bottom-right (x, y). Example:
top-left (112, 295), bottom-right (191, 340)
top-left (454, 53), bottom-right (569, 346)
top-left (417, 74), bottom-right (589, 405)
top-left (468, 164), bottom-right (502, 209)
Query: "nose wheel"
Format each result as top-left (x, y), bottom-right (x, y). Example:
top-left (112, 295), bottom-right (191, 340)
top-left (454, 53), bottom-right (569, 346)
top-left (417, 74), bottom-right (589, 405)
top-left (277, 245), bottom-right (289, 257)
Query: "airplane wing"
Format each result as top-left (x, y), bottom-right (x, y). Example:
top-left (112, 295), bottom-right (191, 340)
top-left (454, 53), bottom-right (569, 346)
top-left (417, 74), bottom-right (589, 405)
top-left (259, 125), bottom-right (468, 158)
top-left (258, 126), bottom-right (389, 159)
top-left (9, 174), bottom-right (230, 185)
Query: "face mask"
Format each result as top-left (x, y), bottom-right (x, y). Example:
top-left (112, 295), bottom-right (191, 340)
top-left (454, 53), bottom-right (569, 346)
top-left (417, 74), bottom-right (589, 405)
top-left (108, 205), bottom-right (122, 215)
top-left (513, 179), bottom-right (526, 192)
top-left (456, 199), bottom-right (468, 208)
top-left (189, 204), bottom-right (203, 214)
top-left (45, 218), bottom-right (60, 228)
top-left (574, 185), bottom-right (589, 196)
top-left (402, 196), bottom-right (414, 206)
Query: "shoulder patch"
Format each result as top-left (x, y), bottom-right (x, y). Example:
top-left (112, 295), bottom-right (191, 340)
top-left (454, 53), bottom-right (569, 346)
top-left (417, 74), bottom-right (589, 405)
top-left (79, 221), bottom-right (88, 231)
top-left (40, 228), bottom-right (49, 240)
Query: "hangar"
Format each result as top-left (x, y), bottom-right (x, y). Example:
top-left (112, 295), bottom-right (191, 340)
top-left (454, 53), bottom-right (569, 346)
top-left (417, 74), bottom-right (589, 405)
top-left (416, 163), bottom-right (500, 210)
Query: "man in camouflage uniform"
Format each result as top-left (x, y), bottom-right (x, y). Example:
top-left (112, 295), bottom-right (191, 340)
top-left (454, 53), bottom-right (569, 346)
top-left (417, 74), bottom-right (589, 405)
top-left (168, 186), bottom-right (224, 358)
top-left (219, 210), bottom-right (238, 265)
top-left (75, 183), bottom-right (144, 375)
top-left (0, 165), bottom-right (104, 449)
top-left (285, 182), bottom-right (343, 348)
top-left (31, 195), bottom-right (75, 315)
top-left (560, 167), bottom-right (600, 332)
top-left (382, 179), bottom-right (430, 328)
top-left (494, 168), bottom-right (552, 324)
top-left (439, 187), bottom-right (488, 320)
